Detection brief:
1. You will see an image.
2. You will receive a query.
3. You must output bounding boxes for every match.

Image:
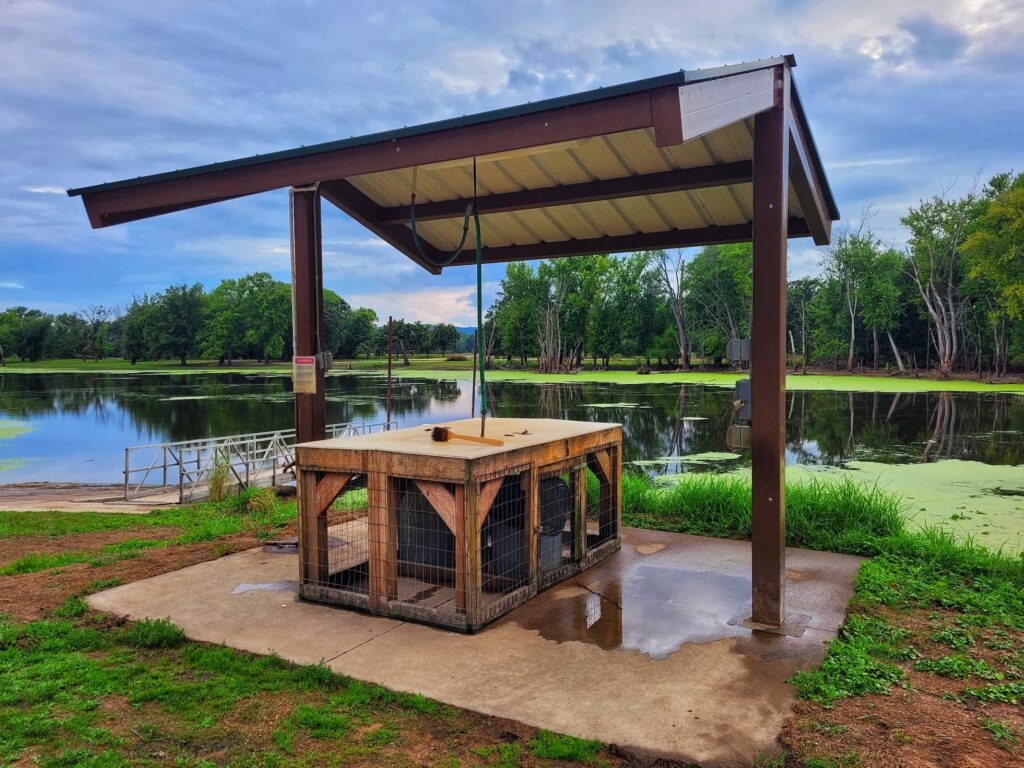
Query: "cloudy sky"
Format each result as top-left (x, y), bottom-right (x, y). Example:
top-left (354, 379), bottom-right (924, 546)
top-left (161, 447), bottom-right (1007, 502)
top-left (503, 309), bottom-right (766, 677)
top-left (2, 0), bottom-right (1022, 324)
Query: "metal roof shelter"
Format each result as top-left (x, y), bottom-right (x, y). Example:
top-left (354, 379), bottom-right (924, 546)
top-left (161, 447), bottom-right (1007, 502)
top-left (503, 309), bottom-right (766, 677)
top-left (69, 54), bottom-right (838, 630)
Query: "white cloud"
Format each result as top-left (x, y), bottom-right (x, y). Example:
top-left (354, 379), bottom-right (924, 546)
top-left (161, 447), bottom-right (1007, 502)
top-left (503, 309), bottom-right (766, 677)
top-left (0, 281), bottom-right (25, 289)
top-left (22, 185), bottom-right (65, 195)
top-left (348, 285), bottom-right (481, 326)
top-left (828, 157), bottom-right (919, 170)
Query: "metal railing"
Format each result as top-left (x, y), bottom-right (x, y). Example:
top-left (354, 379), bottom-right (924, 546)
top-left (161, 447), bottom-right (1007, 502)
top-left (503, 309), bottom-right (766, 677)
top-left (123, 420), bottom-right (395, 502)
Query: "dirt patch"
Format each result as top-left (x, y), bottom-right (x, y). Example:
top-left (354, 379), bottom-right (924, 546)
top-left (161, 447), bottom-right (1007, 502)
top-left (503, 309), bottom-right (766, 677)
top-left (0, 526), bottom-right (180, 568)
top-left (0, 529), bottom-right (263, 621)
top-left (780, 604), bottom-right (1024, 767)
top-left (0, 482), bottom-right (173, 513)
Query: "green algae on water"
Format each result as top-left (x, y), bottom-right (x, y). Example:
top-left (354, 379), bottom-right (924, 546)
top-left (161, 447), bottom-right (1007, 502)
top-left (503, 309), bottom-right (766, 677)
top-left (0, 420), bottom-right (31, 441)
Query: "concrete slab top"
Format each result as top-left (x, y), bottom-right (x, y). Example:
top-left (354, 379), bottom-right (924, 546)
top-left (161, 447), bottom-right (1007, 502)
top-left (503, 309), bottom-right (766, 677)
top-left (87, 527), bottom-right (862, 766)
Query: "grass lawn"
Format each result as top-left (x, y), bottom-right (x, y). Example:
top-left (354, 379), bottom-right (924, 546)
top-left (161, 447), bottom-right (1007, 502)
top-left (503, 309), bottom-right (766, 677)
top-left (0, 490), bottom-right (612, 768)
top-left (4, 357), bottom-right (1024, 393)
top-left (2, 478), bottom-right (1023, 766)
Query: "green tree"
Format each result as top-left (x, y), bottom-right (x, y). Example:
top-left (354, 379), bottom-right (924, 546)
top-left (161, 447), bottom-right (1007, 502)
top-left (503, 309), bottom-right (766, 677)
top-left (495, 262), bottom-right (543, 365)
top-left (963, 172), bottom-right (1024, 376)
top-left (787, 277), bottom-right (819, 373)
top-left (323, 290), bottom-right (351, 357)
top-left (237, 273), bottom-right (290, 363)
top-left (860, 248), bottom-right (906, 371)
top-left (120, 296), bottom-right (156, 364)
top-left (684, 244), bottom-right (752, 364)
top-left (153, 283), bottom-right (205, 365)
top-left (45, 313), bottom-right (88, 360)
top-left (201, 279), bottom-right (245, 364)
top-left (808, 277), bottom-right (847, 368)
top-left (342, 308), bottom-right (378, 359)
top-left (431, 323), bottom-right (459, 356)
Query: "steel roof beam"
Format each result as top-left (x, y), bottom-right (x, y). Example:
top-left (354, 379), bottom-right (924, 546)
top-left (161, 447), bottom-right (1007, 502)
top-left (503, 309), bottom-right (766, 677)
top-left (376, 161), bottom-right (752, 225)
top-left (440, 218), bottom-right (811, 267)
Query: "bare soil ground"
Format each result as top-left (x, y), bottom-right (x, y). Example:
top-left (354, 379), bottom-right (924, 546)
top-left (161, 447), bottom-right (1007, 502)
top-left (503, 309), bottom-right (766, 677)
top-left (0, 482), bottom-right (170, 513)
top-left (780, 605), bottom-right (1024, 767)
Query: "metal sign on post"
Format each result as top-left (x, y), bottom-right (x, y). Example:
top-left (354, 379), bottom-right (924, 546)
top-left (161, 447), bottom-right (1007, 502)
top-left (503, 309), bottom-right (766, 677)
top-left (293, 355), bottom-right (317, 394)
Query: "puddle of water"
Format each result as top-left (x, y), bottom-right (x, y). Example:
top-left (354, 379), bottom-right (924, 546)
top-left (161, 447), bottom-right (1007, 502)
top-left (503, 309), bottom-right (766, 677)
top-left (510, 566), bottom-right (751, 659)
top-left (231, 581), bottom-right (297, 595)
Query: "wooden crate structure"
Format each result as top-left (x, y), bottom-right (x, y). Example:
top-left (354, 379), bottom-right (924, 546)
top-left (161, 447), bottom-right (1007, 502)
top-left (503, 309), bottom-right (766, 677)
top-left (294, 417), bottom-right (622, 631)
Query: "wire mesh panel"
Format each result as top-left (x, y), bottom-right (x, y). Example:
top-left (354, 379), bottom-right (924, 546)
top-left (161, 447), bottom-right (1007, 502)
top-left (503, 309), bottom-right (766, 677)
top-left (324, 477), bottom-right (370, 596)
top-left (585, 445), bottom-right (619, 552)
top-left (390, 477), bottom-right (466, 626)
top-left (537, 467), bottom-right (577, 587)
top-left (479, 473), bottom-right (531, 620)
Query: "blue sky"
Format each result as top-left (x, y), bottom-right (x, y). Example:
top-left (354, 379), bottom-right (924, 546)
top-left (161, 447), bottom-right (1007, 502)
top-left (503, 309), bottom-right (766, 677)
top-left (2, 0), bottom-right (1022, 325)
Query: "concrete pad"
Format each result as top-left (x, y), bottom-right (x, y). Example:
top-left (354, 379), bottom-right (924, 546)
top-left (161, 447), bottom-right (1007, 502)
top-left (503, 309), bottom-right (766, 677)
top-left (88, 528), bottom-right (862, 766)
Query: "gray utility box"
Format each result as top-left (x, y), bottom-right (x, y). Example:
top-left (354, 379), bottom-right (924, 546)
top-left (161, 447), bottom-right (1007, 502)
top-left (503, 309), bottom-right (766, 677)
top-left (733, 378), bottom-right (752, 422)
top-left (727, 338), bottom-right (751, 364)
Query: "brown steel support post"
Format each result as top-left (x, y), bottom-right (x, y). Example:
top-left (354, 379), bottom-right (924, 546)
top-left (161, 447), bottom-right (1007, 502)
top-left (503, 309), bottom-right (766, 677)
top-left (750, 66), bottom-right (790, 628)
top-left (290, 185), bottom-right (326, 445)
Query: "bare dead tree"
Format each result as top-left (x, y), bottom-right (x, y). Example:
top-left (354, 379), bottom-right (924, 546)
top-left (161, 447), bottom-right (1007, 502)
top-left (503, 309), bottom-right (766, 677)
top-left (903, 181), bottom-right (977, 377)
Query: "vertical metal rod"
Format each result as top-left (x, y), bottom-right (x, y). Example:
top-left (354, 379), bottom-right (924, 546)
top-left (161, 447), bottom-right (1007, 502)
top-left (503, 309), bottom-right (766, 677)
top-left (470, 330), bottom-right (477, 418)
top-left (750, 65), bottom-right (790, 628)
top-left (123, 448), bottom-right (130, 500)
top-left (386, 316), bottom-right (393, 430)
top-left (162, 445), bottom-right (167, 488)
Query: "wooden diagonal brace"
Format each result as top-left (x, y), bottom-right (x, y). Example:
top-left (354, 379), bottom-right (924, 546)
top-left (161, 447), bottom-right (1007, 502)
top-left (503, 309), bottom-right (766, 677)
top-left (476, 478), bottom-right (505, 530)
top-left (315, 472), bottom-right (353, 515)
top-left (414, 480), bottom-right (458, 533)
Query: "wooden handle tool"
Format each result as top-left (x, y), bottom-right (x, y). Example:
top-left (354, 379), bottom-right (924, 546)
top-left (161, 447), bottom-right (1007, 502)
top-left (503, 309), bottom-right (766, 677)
top-left (431, 426), bottom-right (504, 446)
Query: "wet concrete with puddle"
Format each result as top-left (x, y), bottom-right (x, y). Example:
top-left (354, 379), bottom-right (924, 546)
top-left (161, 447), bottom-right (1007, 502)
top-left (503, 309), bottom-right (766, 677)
top-left (89, 527), bottom-right (864, 764)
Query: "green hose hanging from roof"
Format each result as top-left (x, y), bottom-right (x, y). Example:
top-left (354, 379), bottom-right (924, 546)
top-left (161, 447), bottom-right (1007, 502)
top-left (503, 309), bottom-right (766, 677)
top-left (473, 198), bottom-right (488, 436)
top-left (408, 158), bottom-right (488, 435)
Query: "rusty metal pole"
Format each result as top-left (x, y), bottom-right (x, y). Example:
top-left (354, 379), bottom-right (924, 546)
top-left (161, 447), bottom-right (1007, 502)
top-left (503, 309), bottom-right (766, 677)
top-left (290, 185), bottom-right (326, 445)
top-left (386, 316), bottom-right (393, 430)
top-left (750, 66), bottom-right (790, 628)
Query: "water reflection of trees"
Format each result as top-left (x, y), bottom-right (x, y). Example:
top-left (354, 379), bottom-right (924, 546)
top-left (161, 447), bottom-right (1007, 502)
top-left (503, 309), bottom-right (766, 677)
top-left (2, 373), bottom-right (1022, 465)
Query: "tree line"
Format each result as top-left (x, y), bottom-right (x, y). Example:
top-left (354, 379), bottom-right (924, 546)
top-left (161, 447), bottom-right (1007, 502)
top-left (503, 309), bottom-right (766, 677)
top-left (486, 172), bottom-right (1024, 376)
top-left (0, 272), bottom-right (469, 365)
top-left (2, 172), bottom-right (1020, 376)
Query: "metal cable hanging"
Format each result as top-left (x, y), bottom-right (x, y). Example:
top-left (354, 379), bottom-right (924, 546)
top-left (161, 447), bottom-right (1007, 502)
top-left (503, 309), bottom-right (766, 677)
top-left (408, 159), bottom-right (489, 435)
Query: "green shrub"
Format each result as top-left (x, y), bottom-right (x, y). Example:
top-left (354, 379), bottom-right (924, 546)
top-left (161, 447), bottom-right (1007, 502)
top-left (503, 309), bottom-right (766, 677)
top-left (118, 618), bottom-right (185, 649)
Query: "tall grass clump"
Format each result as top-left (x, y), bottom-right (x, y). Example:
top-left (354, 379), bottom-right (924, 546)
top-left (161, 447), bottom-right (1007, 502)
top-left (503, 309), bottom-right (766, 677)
top-left (622, 471), bottom-right (906, 555)
top-left (207, 450), bottom-right (231, 502)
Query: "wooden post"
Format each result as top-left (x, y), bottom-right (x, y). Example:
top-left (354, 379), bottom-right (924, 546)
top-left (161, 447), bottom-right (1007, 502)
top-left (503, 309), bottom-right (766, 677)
top-left (750, 66), bottom-right (790, 628)
top-left (573, 465), bottom-right (588, 561)
top-left (367, 460), bottom-right (397, 613)
top-left (524, 469), bottom-right (539, 590)
top-left (463, 480), bottom-right (481, 627)
top-left (290, 185), bottom-right (326, 445)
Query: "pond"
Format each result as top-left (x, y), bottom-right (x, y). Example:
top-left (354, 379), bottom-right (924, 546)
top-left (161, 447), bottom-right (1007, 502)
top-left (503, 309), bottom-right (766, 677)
top-left (2, 371), bottom-right (1023, 547)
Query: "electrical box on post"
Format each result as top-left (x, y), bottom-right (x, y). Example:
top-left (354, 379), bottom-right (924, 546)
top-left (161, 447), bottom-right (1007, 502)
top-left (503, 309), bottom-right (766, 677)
top-left (727, 338), bottom-right (751, 364)
top-left (732, 378), bottom-right (752, 422)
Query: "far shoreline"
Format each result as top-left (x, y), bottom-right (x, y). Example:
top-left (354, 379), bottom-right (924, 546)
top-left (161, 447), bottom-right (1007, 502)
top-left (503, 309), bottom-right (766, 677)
top-left (2, 358), bottom-right (1023, 394)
